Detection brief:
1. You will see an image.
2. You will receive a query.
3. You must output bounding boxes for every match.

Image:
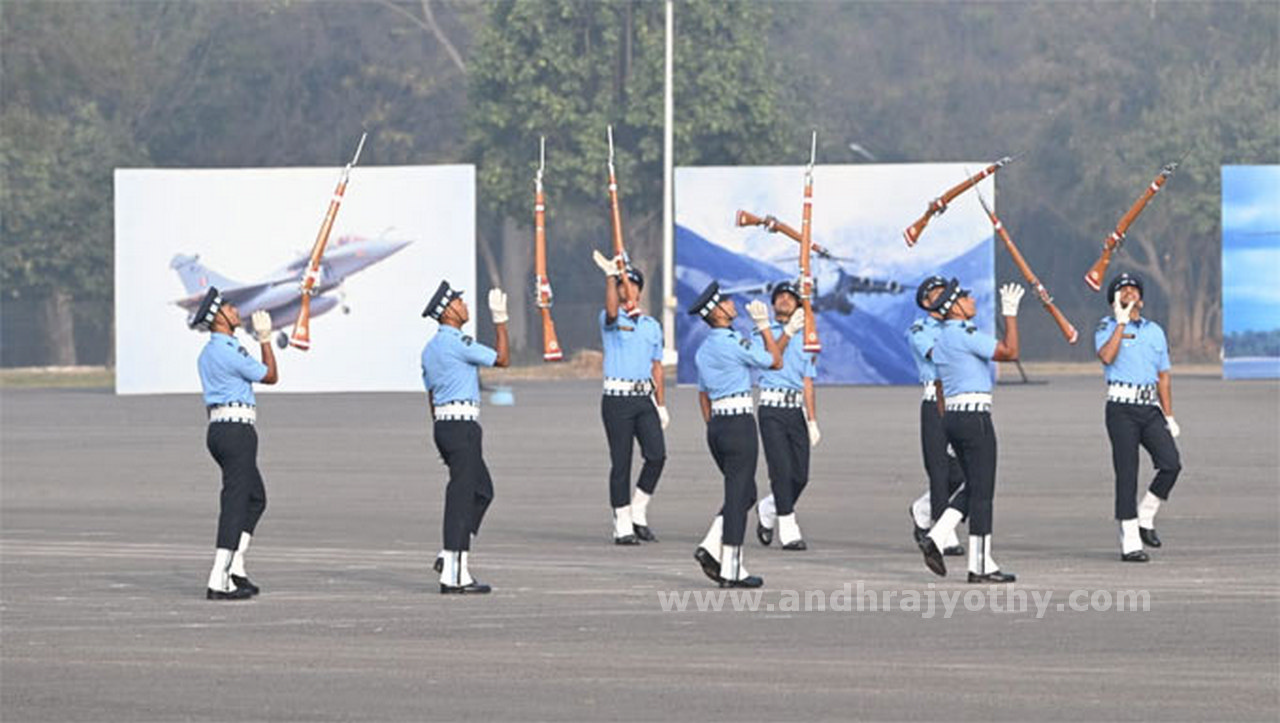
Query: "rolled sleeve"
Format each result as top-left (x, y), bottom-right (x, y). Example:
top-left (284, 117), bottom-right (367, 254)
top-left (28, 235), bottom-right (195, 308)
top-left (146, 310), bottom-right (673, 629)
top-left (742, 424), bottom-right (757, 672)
top-left (233, 349), bottom-right (268, 382)
top-left (909, 328), bottom-right (934, 360)
top-left (463, 342), bottom-right (498, 368)
top-left (967, 331), bottom-right (998, 361)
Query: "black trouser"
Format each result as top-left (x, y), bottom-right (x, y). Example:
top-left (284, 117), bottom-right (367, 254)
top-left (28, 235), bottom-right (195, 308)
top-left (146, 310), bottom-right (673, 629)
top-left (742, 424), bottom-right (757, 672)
top-left (601, 395), bottom-right (666, 508)
top-left (707, 414), bottom-right (759, 546)
top-left (433, 420), bottom-right (494, 551)
top-left (1105, 402), bottom-right (1181, 520)
top-left (758, 406), bottom-right (809, 517)
top-left (943, 411), bottom-right (996, 536)
top-left (921, 400), bottom-right (968, 520)
top-left (207, 422), bottom-right (267, 550)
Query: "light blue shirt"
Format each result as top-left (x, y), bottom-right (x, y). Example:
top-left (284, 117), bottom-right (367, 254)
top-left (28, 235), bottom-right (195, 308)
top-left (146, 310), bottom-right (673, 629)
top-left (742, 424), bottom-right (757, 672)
top-left (421, 325), bottom-right (497, 405)
top-left (198, 332), bottom-right (267, 406)
top-left (907, 316), bottom-right (944, 384)
top-left (933, 320), bottom-right (998, 397)
top-left (600, 309), bottom-right (663, 381)
top-left (696, 326), bottom-right (775, 399)
top-left (1094, 316), bottom-right (1170, 385)
top-left (755, 322), bottom-right (816, 390)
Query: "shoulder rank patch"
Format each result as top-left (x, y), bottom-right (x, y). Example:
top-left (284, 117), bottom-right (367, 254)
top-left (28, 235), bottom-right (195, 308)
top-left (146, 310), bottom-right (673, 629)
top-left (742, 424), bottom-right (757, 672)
top-left (462, 335), bottom-right (474, 345)
top-left (1096, 318), bottom-right (1110, 332)
top-left (739, 338), bottom-right (752, 349)
top-left (965, 326), bottom-right (977, 334)
top-left (237, 346), bottom-right (250, 357)
top-left (909, 322), bottom-right (924, 334)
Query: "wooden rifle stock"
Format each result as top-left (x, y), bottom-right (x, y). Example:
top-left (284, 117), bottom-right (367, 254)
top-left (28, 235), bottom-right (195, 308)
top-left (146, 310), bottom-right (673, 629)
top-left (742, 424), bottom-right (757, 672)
top-left (799, 132), bottom-right (820, 353)
top-left (289, 132), bottom-right (367, 351)
top-left (1084, 161), bottom-right (1179, 291)
top-left (533, 138), bottom-right (563, 361)
top-left (975, 187), bottom-right (1078, 344)
top-left (902, 155), bottom-right (1017, 247)
top-left (606, 125), bottom-right (640, 317)
top-left (735, 209), bottom-right (839, 259)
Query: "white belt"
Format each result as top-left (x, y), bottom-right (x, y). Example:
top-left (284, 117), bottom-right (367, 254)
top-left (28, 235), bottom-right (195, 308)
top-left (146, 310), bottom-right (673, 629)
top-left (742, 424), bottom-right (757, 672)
top-left (945, 392), bottom-right (992, 412)
top-left (434, 401), bottom-right (479, 421)
top-left (922, 383), bottom-right (938, 402)
top-left (759, 388), bottom-right (804, 408)
top-left (208, 404), bottom-right (256, 425)
top-left (711, 394), bottom-right (754, 417)
top-left (1107, 382), bottom-right (1159, 405)
top-left (603, 377), bottom-right (653, 397)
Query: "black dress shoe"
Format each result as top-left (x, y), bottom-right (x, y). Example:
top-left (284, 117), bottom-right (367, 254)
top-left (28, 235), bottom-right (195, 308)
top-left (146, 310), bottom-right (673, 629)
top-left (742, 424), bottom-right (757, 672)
top-left (757, 522), bottom-right (774, 546)
top-left (910, 509), bottom-right (928, 545)
top-left (206, 586), bottom-right (254, 601)
top-left (943, 545), bottom-right (966, 557)
top-left (694, 546), bottom-right (723, 583)
top-left (781, 539), bottom-right (808, 551)
top-left (433, 556), bottom-right (444, 573)
top-left (1139, 527), bottom-right (1162, 548)
top-left (633, 524), bottom-right (658, 542)
top-left (967, 570), bottom-right (1017, 583)
top-left (1121, 550), bottom-right (1150, 563)
top-left (719, 575), bottom-right (763, 589)
top-left (229, 575), bottom-right (260, 596)
top-left (614, 534), bottom-right (641, 546)
top-left (440, 580), bottom-right (492, 594)
top-left (918, 537), bottom-right (947, 577)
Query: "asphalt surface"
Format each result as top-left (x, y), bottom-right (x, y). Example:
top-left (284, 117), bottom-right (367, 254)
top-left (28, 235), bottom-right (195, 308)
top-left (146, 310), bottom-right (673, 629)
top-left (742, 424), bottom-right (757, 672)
top-left (2, 375), bottom-right (1278, 721)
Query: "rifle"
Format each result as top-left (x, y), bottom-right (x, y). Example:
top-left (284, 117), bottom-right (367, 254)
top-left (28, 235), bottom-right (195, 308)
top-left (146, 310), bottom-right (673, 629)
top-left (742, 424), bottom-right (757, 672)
top-left (902, 154), bottom-right (1019, 247)
top-left (533, 137), bottom-right (563, 361)
top-left (606, 125), bottom-right (640, 317)
top-left (798, 131), bottom-right (821, 353)
top-left (973, 183), bottom-right (1079, 345)
top-left (734, 210), bottom-right (844, 261)
top-left (1084, 159), bottom-right (1181, 291)
top-left (289, 132), bottom-right (367, 351)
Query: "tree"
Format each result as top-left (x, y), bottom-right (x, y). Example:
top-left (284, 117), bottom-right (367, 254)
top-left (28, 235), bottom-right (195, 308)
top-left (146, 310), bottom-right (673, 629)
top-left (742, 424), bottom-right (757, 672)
top-left (0, 103), bottom-right (146, 364)
top-left (466, 0), bottom-right (798, 356)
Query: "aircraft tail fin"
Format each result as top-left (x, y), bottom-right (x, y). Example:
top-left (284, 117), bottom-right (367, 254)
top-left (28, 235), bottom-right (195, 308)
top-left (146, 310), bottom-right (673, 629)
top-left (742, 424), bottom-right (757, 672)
top-left (170, 254), bottom-right (240, 294)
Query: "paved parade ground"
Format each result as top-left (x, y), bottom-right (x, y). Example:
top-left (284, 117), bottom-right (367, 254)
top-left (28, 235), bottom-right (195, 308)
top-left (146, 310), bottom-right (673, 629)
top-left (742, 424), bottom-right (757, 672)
top-left (2, 374), bottom-right (1278, 721)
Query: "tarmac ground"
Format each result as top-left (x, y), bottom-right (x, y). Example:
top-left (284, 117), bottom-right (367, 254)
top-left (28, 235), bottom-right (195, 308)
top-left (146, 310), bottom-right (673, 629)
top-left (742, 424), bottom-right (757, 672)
top-left (2, 374), bottom-right (1277, 721)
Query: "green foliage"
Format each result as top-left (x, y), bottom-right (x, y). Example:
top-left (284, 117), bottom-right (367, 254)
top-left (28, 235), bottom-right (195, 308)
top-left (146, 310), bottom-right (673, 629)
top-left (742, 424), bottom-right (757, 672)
top-left (1, 102), bottom-right (146, 301)
top-left (467, 0), bottom-right (796, 223)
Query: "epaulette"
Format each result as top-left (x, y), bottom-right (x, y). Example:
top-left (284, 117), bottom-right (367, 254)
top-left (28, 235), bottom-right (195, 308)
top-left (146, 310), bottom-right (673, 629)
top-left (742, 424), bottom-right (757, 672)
top-left (739, 338), bottom-right (752, 349)
top-left (1096, 317), bottom-right (1111, 332)
top-left (909, 322), bottom-right (924, 334)
top-left (462, 335), bottom-right (474, 345)
top-left (965, 326), bottom-right (978, 334)
top-left (237, 346), bottom-right (250, 357)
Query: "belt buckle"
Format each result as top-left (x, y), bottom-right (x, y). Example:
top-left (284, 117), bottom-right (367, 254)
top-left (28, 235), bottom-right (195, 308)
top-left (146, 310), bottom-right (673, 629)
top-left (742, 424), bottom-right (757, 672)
top-left (1138, 387), bottom-right (1153, 402)
top-left (632, 381), bottom-right (647, 395)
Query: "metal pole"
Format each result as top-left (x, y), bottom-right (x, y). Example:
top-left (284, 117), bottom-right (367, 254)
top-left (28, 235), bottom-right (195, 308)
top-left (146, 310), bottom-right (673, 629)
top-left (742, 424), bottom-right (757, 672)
top-left (661, 0), bottom-right (677, 365)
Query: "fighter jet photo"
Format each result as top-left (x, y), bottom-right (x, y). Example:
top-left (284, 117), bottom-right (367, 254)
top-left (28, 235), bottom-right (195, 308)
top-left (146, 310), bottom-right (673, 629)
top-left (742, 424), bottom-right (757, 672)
top-left (171, 234), bottom-right (411, 348)
top-left (721, 251), bottom-right (904, 315)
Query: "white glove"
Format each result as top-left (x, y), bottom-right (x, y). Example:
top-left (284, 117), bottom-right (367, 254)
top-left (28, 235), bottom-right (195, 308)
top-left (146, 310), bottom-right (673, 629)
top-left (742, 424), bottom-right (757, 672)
top-left (746, 299), bottom-right (771, 331)
top-left (488, 288), bottom-right (509, 324)
top-left (592, 250), bottom-right (622, 277)
top-left (656, 404), bottom-right (670, 430)
top-left (999, 283), bottom-right (1026, 317)
top-left (1165, 416), bottom-right (1180, 439)
top-left (1113, 296), bottom-right (1135, 325)
top-left (807, 419), bottom-right (821, 448)
top-left (251, 310), bottom-right (273, 344)
top-left (783, 307), bottom-right (806, 338)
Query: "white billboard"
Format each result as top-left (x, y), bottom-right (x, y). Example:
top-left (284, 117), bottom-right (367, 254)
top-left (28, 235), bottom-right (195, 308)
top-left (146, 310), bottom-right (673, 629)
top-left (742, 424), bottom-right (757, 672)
top-left (114, 165), bottom-right (475, 394)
